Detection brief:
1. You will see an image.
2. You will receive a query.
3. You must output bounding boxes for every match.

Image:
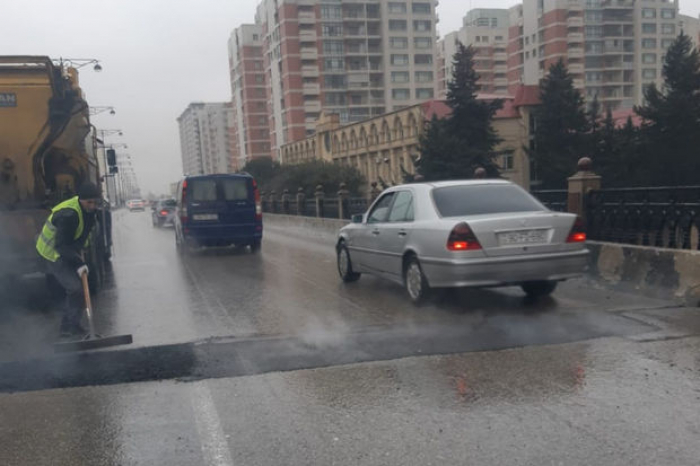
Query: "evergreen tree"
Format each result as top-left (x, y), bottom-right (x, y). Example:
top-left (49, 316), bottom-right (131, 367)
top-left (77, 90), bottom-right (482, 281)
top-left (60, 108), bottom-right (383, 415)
top-left (531, 59), bottom-right (588, 188)
top-left (416, 43), bottom-right (503, 180)
top-left (635, 32), bottom-right (700, 185)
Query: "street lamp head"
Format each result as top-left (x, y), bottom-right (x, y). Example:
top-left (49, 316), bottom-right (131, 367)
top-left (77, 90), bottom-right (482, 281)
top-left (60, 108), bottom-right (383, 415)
top-left (93, 63), bottom-right (103, 72)
top-left (118, 131), bottom-right (123, 136)
top-left (110, 109), bottom-right (116, 115)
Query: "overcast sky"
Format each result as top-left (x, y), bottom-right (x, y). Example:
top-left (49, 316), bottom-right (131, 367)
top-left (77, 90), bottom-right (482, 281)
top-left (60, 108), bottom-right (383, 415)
top-left (3, 0), bottom-right (699, 194)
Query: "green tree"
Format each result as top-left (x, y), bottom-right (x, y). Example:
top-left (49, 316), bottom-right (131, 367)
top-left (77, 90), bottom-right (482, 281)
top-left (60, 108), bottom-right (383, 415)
top-left (531, 59), bottom-right (588, 188)
top-left (635, 32), bottom-right (700, 185)
top-left (416, 43), bottom-right (502, 180)
top-left (242, 156), bottom-right (280, 187)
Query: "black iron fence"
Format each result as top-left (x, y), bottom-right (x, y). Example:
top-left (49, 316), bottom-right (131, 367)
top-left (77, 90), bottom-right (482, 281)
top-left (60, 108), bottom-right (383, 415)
top-left (531, 189), bottom-right (568, 212)
top-left (261, 194), bottom-right (369, 220)
top-left (585, 186), bottom-right (700, 250)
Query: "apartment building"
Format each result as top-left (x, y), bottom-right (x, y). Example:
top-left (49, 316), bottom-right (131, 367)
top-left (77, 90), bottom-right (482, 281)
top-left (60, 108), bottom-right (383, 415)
top-left (247, 0), bottom-right (438, 160)
top-left (437, 9), bottom-right (510, 98)
top-left (228, 24), bottom-right (271, 170)
top-left (177, 102), bottom-right (234, 176)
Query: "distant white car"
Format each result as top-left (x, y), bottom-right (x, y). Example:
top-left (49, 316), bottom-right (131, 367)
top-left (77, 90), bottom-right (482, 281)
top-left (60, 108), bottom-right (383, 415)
top-left (127, 199), bottom-right (146, 212)
top-left (336, 180), bottom-right (589, 304)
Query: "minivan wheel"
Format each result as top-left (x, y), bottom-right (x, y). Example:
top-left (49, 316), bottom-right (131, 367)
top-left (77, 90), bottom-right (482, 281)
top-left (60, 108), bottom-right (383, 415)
top-left (521, 280), bottom-right (558, 298)
top-left (250, 239), bottom-right (261, 253)
top-left (337, 242), bottom-right (360, 282)
top-left (404, 256), bottom-right (430, 304)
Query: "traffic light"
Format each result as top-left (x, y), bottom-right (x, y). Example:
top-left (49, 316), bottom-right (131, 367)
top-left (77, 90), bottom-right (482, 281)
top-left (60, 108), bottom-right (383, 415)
top-left (107, 149), bottom-right (116, 166)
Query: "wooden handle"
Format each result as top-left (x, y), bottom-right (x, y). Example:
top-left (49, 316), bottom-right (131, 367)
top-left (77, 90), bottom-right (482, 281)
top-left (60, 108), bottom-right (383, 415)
top-left (80, 272), bottom-right (93, 312)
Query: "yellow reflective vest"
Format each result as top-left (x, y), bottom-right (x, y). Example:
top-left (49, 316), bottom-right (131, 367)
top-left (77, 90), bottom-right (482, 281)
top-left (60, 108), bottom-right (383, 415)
top-left (36, 196), bottom-right (86, 262)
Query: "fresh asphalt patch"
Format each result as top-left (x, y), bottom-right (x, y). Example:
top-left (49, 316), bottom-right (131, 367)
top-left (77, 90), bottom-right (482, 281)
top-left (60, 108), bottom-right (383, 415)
top-left (0, 310), bottom-right (656, 393)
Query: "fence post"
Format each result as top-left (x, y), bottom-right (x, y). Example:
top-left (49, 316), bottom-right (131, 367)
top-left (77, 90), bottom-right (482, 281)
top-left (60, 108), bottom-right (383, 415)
top-left (269, 190), bottom-right (277, 213)
top-left (474, 167), bottom-right (486, 179)
top-left (338, 182), bottom-right (349, 220)
top-left (282, 189), bottom-right (290, 214)
top-left (369, 181), bottom-right (381, 203)
top-left (296, 187), bottom-right (306, 216)
top-left (315, 184), bottom-right (324, 218)
top-left (567, 157), bottom-right (601, 221)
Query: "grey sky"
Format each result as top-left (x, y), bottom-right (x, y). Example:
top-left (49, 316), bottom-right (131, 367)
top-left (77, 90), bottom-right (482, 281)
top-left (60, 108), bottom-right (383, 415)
top-left (3, 0), bottom-right (699, 194)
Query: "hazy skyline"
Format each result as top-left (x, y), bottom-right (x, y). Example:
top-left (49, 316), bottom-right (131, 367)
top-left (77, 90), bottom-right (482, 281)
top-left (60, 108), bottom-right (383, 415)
top-left (3, 0), bottom-right (699, 194)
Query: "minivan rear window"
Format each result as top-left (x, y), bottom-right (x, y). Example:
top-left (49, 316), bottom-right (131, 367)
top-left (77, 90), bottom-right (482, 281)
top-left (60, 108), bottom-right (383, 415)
top-left (432, 184), bottom-right (545, 217)
top-left (188, 177), bottom-right (251, 202)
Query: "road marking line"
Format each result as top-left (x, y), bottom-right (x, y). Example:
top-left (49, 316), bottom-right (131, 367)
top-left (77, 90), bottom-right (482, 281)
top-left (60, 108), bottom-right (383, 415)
top-left (191, 382), bottom-right (234, 466)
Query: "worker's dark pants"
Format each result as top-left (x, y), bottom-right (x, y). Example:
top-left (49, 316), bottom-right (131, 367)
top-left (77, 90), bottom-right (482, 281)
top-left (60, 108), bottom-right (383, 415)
top-left (46, 260), bottom-right (84, 327)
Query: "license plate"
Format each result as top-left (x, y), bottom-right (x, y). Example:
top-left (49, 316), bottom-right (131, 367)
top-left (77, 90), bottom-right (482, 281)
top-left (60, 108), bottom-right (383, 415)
top-left (498, 229), bottom-right (548, 245)
top-left (192, 214), bottom-right (218, 221)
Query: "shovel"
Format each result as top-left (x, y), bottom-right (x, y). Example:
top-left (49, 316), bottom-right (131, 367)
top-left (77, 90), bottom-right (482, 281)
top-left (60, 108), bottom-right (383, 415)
top-left (54, 272), bottom-right (133, 352)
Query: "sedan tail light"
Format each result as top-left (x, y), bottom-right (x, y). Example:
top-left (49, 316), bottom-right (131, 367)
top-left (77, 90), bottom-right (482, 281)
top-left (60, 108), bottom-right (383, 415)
top-left (566, 217), bottom-right (586, 243)
top-left (447, 222), bottom-right (482, 251)
top-left (160, 210), bottom-right (168, 216)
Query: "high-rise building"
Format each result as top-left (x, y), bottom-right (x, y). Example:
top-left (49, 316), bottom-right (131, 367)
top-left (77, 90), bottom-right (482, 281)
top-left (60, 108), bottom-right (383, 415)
top-left (177, 102), bottom-right (234, 176)
top-left (439, 1), bottom-right (699, 111)
top-left (246, 0), bottom-right (438, 160)
top-left (437, 9), bottom-right (510, 98)
top-left (228, 24), bottom-right (271, 170)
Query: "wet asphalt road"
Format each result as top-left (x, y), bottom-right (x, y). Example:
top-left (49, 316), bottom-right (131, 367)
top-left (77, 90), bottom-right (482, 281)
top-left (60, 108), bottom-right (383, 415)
top-left (1, 209), bottom-right (700, 465)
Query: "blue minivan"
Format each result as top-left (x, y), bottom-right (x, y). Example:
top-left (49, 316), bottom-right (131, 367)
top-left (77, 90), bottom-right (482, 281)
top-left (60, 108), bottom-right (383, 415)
top-left (174, 173), bottom-right (263, 253)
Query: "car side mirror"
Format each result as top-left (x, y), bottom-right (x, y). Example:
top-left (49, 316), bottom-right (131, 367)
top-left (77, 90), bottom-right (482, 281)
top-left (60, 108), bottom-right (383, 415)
top-left (351, 214), bottom-right (363, 224)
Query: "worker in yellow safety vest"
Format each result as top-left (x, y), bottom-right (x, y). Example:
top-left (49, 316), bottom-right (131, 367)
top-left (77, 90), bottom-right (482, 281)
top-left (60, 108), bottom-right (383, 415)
top-left (36, 182), bottom-right (100, 337)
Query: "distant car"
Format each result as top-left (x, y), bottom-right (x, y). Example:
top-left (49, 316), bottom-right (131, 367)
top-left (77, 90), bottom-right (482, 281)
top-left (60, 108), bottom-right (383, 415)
top-left (151, 199), bottom-right (177, 227)
top-left (174, 173), bottom-right (263, 253)
top-left (336, 180), bottom-right (589, 304)
top-left (127, 199), bottom-right (146, 212)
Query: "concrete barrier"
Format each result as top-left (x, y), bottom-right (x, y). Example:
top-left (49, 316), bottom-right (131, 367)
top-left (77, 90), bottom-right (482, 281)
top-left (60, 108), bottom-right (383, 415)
top-left (263, 214), bottom-right (700, 305)
top-left (587, 241), bottom-right (700, 306)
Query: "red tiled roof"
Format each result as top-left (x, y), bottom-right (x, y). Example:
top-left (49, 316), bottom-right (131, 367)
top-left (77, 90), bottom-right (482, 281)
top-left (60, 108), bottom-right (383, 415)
top-left (421, 94), bottom-right (521, 121)
top-left (421, 99), bottom-right (451, 120)
top-left (611, 108), bottom-right (643, 128)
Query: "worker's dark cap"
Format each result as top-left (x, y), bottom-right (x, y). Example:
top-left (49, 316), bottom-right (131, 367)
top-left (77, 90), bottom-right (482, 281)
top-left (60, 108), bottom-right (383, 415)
top-left (78, 182), bottom-right (101, 200)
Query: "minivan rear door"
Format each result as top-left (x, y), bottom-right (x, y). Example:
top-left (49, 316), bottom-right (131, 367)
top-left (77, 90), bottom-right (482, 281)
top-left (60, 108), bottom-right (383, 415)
top-left (218, 177), bottom-right (255, 228)
top-left (187, 178), bottom-right (220, 222)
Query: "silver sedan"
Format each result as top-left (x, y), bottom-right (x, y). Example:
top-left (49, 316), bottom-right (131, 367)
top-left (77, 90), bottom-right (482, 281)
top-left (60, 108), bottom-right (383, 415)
top-left (336, 180), bottom-right (589, 304)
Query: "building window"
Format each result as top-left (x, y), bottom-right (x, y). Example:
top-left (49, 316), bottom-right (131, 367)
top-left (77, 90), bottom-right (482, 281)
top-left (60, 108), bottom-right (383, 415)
top-left (391, 54), bottom-right (409, 66)
top-left (482, 36), bottom-right (489, 43)
top-left (661, 24), bottom-right (675, 35)
top-left (255, 75), bottom-right (264, 84)
top-left (661, 38), bottom-right (674, 49)
top-left (392, 89), bottom-right (410, 100)
top-left (661, 9), bottom-right (675, 19)
top-left (525, 51), bottom-right (530, 59)
top-left (412, 2), bottom-right (431, 14)
top-left (476, 36), bottom-right (481, 43)
top-left (253, 34), bottom-right (259, 41)
top-left (495, 35), bottom-right (504, 41)
top-left (642, 23), bottom-right (657, 34)
top-left (414, 20), bottom-right (431, 32)
top-left (415, 71), bottom-right (433, 82)
top-left (322, 24), bottom-right (342, 36)
top-left (388, 2), bottom-right (407, 14)
top-left (414, 37), bottom-right (432, 49)
top-left (324, 58), bottom-right (344, 71)
top-left (323, 40), bottom-right (344, 55)
top-left (502, 153), bottom-right (514, 171)
top-left (641, 8), bottom-right (656, 18)
top-left (258, 116), bottom-right (267, 125)
top-left (390, 37), bottom-right (408, 49)
top-left (642, 38), bottom-right (657, 49)
top-left (642, 53), bottom-right (656, 64)
top-left (324, 75), bottom-right (346, 89)
top-left (585, 26), bottom-right (603, 37)
top-left (525, 36), bottom-right (529, 45)
top-left (642, 69), bottom-right (657, 79)
top-left (476, 18), bottom-right (489, 26)
top-left (414, 54), bottom-right (433, 65)
top-left (391, 71), bottom-right (410, 83)
top-left (321, 5), bottom-right (342, 19)
top-left (532, 49), bottom-right (537, 57)
top-left (389, 19), bottom-right (407, 31)
top-left (416, 88), bottom-right (434, 99)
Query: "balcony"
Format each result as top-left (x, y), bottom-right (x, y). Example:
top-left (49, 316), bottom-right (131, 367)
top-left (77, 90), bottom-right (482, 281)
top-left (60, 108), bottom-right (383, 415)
top-left (573, 78), bottom-right (585, 88)
top-left (567, 32), bottom-right (584, 43)
top-left (298, 12), bottom-right (316, 25)
top-left (494, 77), bottom-right (509, 87)
top-left (568, 0), bottom-right (583, 10)
top-left (569, 63), bottom-right (584, 74)
top-left (304, 100), bottom-right (322, 112)
top-left (494, 64), bottom-right (508, 73)
top-left (299, 30), bottom-right (317, 41)
top-left (567, 17), bottom-right (583, 28)
top-left (301, 66), bottom-right (319, 78)
top-left (569, 47), bottom-right (584, 58)
top-left (494, 52), bottom-right (508, 61)
top-left (300, 49), bottom-right (318, 60)
top-left (303, 83), bottom-right (320, 94)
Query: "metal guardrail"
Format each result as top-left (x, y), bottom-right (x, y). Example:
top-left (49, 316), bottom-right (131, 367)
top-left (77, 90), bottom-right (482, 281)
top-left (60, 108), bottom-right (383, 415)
top-left (262, 196), bottom-right (369, 220)
top-left (585, 186), bottom-right (700, 250)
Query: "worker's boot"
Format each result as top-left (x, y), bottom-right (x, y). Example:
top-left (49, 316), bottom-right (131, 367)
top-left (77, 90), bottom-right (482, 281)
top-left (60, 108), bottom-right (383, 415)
top-left (59, 311), bottom-right (86, 338)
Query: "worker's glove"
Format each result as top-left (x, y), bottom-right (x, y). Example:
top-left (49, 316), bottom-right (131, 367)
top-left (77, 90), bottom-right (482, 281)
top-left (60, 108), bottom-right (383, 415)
top-left (76, 265), bottom-right (89, 278)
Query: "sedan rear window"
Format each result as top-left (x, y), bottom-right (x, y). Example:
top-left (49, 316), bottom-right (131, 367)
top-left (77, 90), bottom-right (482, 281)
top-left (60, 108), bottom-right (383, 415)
top-left (432, 184), bottom-right (545, 217)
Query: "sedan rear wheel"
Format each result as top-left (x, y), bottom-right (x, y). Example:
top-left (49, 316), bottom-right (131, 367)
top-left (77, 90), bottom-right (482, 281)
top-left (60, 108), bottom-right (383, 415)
top-left (521, 280), bottom-right (558, 298)
top-left (405, 256), bottom-right (430, 304)
top-left (337, 242), bottom-right (360, 282)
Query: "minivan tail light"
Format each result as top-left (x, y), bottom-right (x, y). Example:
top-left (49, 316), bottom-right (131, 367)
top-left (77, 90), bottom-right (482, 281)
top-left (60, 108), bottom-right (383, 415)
top-left (253, 179), bottom-right (262, 220)
top-left (566, 217), bottom-right (586, 243)
top-left (447, 222), bottom-right (482, 251)
top-left (180, 180), bottom-right (188, 223)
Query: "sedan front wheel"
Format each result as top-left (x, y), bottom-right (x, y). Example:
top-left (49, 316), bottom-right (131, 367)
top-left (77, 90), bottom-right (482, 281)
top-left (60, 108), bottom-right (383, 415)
top-left (337, 242), bottom-right (361, 282)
